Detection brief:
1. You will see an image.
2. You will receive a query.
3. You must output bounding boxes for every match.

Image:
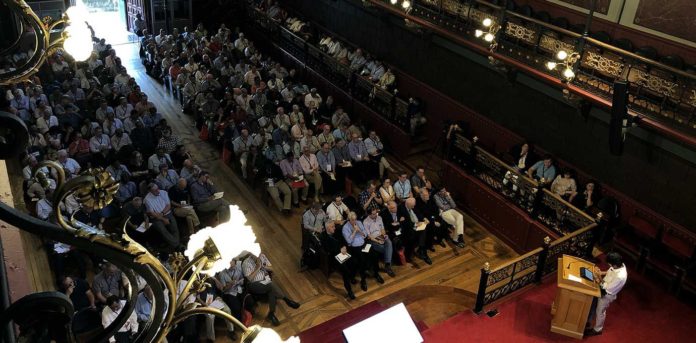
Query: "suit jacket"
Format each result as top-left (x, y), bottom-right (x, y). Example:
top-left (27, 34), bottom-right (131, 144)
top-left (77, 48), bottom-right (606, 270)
top-left (415, 197), bottom-right (442, 225)
top-left (396, 203), bottom-right (421, 232)
top-left (380, 208), bottom-right (402, 236)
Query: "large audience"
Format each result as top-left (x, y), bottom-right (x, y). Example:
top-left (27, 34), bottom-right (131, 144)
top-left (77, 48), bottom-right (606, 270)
top-left (0, 1), bottom-right (474, 341)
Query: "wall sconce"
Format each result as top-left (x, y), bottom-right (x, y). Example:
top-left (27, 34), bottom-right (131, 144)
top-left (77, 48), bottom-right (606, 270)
top-left (474, 17), bottom-right (501, 50)
top-left (389, 0), bottom-right (412, 11)
top-left (546, 50), bottom-right (581, 82)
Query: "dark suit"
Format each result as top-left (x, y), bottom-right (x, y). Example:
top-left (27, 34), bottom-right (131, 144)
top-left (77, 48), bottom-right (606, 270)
top-left (416, 196), bottom-right (448, 248)
top-left (396, 203), bottom-right (427, 260)
top-left (320, 230), bottom-right (356, 294)
top-left (380, 208), bottom-right (405, 260)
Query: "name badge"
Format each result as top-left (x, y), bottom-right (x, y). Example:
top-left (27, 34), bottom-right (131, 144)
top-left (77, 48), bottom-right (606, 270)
top-left (395, 229), bottom-right (402, 236)
top-left (357, 154), bottom-right (361, 159)
top-left (326, 164), bottom-right (331, 171)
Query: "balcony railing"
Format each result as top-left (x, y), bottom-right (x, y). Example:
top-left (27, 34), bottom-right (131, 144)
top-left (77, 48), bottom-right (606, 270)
top-left (377, 0), bottom-right (696, 138)
top-left (451, 133), bottom-right (597, 236)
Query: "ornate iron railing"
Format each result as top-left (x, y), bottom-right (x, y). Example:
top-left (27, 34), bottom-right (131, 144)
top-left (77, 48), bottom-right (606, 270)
top-left (378, 0), bottom-right (696, 136)
top-left (474, 222), bottom-right (598, 313)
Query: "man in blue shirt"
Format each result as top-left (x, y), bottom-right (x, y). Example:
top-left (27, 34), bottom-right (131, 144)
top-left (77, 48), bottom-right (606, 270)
top-left (527, 155), bottom-right (557, 183)
top-left (393, 172), bottom-right (413, 202)
top-left (347, 133), bottom-right (373, 184)
top-left (342, 211), bottom-right (384, 291)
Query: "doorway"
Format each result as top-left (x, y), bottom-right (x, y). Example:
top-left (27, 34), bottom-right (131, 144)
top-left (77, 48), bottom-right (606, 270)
top-left (81, 0), bottom-right (136, 45)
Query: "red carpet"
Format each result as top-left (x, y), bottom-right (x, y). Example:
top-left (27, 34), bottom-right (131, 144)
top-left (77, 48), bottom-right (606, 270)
top-left (422, 266), bottom-right (696, 342)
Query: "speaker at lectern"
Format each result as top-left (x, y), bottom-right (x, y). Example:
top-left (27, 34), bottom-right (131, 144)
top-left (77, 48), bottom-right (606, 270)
top-left (551, 254), bottom-right (600, 339)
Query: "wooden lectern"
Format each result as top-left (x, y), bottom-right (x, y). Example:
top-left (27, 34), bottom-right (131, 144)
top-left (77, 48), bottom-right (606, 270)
top-left (550, 255), bottom-right (600, 339)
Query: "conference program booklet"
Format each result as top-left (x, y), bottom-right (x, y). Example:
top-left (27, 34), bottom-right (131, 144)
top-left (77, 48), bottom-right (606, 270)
top-left (335, 253), bottom-right (352, 264)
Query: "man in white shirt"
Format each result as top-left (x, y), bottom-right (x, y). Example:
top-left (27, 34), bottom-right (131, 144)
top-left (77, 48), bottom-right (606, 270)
top-left (304, 88), bottom-right (322, 108)
top-left (586, 252), bottom-right (628, 336)
top-left (242, 253), bottom-right (300, 326)
top-left (144, 183), bottom-right (180, 251)
top-left (57, 149), bottom-right (81, 179)
top-left (89, 127), bottom-right (112, 153)
top-left (102, 295), bottom-right (138, 342)
top-left (326, 195), bottom-right (350, 225)
top-left (299, 146), bottom-right (322, 203)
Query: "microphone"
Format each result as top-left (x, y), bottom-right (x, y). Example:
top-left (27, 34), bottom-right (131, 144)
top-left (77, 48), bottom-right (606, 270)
top-left (566, 260), bottom-right (580, 270)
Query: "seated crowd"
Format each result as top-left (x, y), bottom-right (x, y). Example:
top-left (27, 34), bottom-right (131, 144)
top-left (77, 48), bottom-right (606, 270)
top-left (251, 0), bottom-right (427, 135)
top-left (138, 13), bottom-right (470, 302)
top-left (3, 31), bottom-right (302, 341)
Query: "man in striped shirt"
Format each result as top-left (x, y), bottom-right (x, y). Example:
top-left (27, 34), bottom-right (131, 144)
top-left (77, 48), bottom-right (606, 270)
top-left (242, 253), bottom-right (300, 326)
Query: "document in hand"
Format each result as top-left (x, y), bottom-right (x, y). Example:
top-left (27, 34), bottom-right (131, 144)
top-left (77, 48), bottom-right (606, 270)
top-left (362, 243), bottom-right (372, 253)
top-left (213, 192), bottom-right (224, 199)
top-left (136, 222), bottom-right (150, 233)
top-left (335, 253), bottom-right (352, 264)
top-left (415, 222), bottom-right (427, 231)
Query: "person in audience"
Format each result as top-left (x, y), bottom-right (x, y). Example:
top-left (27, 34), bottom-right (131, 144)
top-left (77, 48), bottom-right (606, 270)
top-left (190, 171), bottom-right (231, 223)
top-left (233, 127), bottom-right (255, 179)
top-left (102, 295), bottom-right (139, 343)
top-left (154, 164), bottom-right (179, 191)
top-left (410, 166), bottom-right (431, 195)
top-left (549, 169), bottom-right (578, 201)
top-left (379, 177), bottom-right (396, 205)
top-left (342, 211), bottom-right (384, 292)
top-left (316, 142), bottom-right (338, 195)
top-left (74, 204), bottom-right (105, 228)
top-left (364, 131), bottom-right (393, 179)
top-left (298, 145), bottom-right (322, 203)
top-left (348, 133), bottom-right (371, 184)
top-left (327, 194), bottom-right (350, 226)
top-left (332, 138), bottom-right (352, 194)
top-left (57, 149), bottom-right (81, 178)
top-left (135, 285), bottom-right (155, 328)
top-left (303, 202), bottom-right (327, 233)
top-left (92, 262), bottom-right (124, 304)
top-left (575, 181), bottom-right (599, 211)
top-left (59, 274), bottom-right (97, 311)
top-left (364, 207), bottom-right (395, 277)
top-left (144, 183), bottom-right (181, 251)
top-left (359, 180), bottom-right (383, 213)
top-left (416, 189), bottom-right (450, 250)
top-left (509, 141), bottom-right (536, 172)
top-left (242, 253), bottom-right (300, 326)
top-left (147, 147), bottom-right (173, 174)
top-left (397, 197), bottom-right (431, 265)
top-left (585, 252), bottom-right (627, 336)
top-left (169, 178), bottom-right (200, 236)
top-left (194, 283), bottom-right (236, 341)
top-left (527, 155), bottom-right (557, 183)
top-left (393, 172), bottom-right (413, 202)
top-left (262, 155), bottom-right (292, 214)
top-left (279, 152), bottom-right (309, 206)
top-left (320, 220), bottom-right (358, 299)
top-left (433, 187), bottom-right (466, 248)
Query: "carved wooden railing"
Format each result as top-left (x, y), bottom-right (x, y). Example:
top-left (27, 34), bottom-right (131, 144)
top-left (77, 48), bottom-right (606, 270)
top-left (474, 222), bottom-right (598, 313)
top-left (247, 5), bottom-right (414, 130)
top-left (379, 0), bottom-right (696, 136)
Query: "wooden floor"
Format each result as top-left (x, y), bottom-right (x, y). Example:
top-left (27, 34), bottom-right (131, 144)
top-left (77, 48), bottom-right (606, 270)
top-left (7, 42), bottom-right (518, 340)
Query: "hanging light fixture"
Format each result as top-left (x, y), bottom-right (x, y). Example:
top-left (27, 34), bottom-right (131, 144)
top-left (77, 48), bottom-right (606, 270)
top-left (402, 0), bottom-right (411, 9)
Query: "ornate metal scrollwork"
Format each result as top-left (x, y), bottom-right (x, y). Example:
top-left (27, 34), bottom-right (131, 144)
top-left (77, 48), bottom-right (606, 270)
top-left (583, 51), bottom-right (624, 77)
top-left (504, 22), bottom-right (538, 45)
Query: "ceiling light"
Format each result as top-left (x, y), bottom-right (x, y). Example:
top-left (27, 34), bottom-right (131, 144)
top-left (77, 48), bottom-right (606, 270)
top-left (390, 0), bottom-right (398, 5)
top-left (475, 29), bottom-right (483, 38)
top-left (484, 33), bottom-right (495, 42)
top-left (402, 0), bottom-right (411, 9)
top-left (556, 50), bottom-right (568, 60)
top-left (483, 18), bottom-right (493, 27)
top-left (546, 61), bottom-right (557, 70)
top-left (563, 68), bottom-right (575, 79)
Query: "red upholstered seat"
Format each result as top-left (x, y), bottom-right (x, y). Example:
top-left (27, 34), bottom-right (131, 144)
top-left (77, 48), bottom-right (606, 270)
top-left (661, 229), bottom-right (696, 259)
top-left (628, 216), bottom-right (660, 239)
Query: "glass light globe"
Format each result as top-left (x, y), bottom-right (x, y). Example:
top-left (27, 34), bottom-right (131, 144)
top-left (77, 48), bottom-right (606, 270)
top-left (546, 61), bottom-right (557, 70)
top-left (483, 18), bottom-right (493, 27)
top-left (402, 0), bottom-right (411, 9)
top-left (185, 205), bottom-right (261, 275)
top-left (563, 68), bottom-right (575, 79)
top-left (252, 328), bottom-right (283, 343)
top-left (390, 0), bottom-right (398, 4)
top-left (556, 50), bottom-right (568, 60)
top-left (63, 35), bottom-right (92, 61)
top-left (484, 33), bottom-right (494, 42)
top-left (474, 29), bottom-right (483, 38)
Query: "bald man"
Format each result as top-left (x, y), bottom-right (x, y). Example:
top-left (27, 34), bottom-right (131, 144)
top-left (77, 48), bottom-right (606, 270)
top-left (397, 197), bottom-right (431, 265)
